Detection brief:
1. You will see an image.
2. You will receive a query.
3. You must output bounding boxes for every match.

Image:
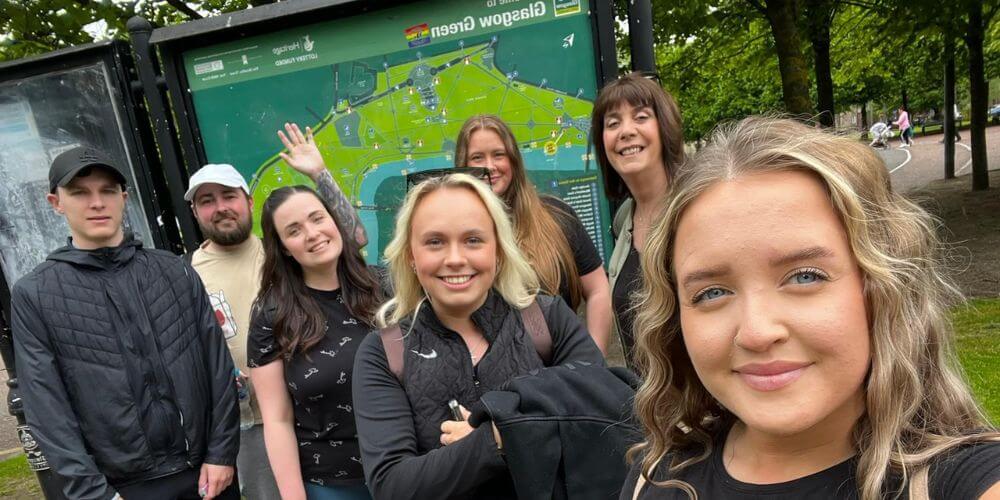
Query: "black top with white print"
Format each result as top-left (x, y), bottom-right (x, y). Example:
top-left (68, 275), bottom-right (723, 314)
top-left (247, 287), bottom-right (366, 487)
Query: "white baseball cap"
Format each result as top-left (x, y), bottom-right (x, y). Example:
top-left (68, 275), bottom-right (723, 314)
top-left (184, 163), bottom-right (250, 201)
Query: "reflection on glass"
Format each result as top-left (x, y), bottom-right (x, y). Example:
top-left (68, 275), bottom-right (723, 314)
top-left (0, 63), bottom-right (154, 286)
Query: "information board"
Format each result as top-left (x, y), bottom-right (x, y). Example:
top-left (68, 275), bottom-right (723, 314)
top-left (182, 0), bottom-right (610, 262)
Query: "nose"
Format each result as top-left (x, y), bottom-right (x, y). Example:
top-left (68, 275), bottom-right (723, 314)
top-left (618, 117), bottom-right (636, 140)
top-left (444, 242), bottom-right (466, 267)
top-left (733, 293), bottom-right (789, 352)
top-left (89, 192), bottom-right (106, 210)
top-left (304, 223), bottom-right (320, 241)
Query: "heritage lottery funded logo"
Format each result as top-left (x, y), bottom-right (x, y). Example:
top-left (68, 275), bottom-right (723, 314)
top-left (553, 0), bottom-right (581, 16)
top-left (405, 23), bottom-right (431, 48)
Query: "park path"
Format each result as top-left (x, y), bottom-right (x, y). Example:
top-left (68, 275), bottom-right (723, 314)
top-left (881, 125), bottom-right (1000, 193)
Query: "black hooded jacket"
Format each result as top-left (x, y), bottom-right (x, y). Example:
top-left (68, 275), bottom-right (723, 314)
top-left (11, 234), bottom-right (239, 500)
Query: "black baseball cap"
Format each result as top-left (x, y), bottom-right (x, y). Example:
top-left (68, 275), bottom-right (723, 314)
top-left (48, 146), bottom-right (128, 193)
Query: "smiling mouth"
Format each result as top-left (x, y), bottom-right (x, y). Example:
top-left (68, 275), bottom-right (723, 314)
top-left (440, 275), bottom-right (473, 285)
top-left (618, 145), bottom-right (644, 156)
top-left (734, 362), bottom-right (811, 392)
top-left (308, 240), bottom-right (330, 253)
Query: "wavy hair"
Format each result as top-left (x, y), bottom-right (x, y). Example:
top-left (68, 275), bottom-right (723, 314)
top-left (257, 186), bottom-right (382, 358)
top-left (376, 173), bottom-right (539, 327)
top-left (591, 72), bottom-right (685, 201)
top-left (454, 114), bottom-right (583, 308)
top-left (629, 116), bottom-right (998, 499)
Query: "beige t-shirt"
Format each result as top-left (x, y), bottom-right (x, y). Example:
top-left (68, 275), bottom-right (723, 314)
top-left (191, 235), bottom-right (265, 425)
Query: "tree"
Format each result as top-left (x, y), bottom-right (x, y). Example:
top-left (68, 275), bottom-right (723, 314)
top-left (964, 0), bottom-right (998, 190)
top-left (747, 0), bottom-right (815, 115)
top-left (804, 0), bottom-right (838, 126)
top-left (0, 0), bottom-right (261, 62)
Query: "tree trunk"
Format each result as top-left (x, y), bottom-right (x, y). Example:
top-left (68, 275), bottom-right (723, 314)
top-left (763, 0), bottom-right (814, 116)
top-left (966, 1), bottom-right (990, 190)
top-left (944, 36), bottom-right (956, 180)
top-left (805, 0), bottom-right (835, 127)
top-left (861, 103), bottom-right (868, 131)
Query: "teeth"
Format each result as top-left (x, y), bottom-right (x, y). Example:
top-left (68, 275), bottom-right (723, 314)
top-left (620, 146), bottom-right (643, 156)
top-left (443, 276), bottom-right (471, 284)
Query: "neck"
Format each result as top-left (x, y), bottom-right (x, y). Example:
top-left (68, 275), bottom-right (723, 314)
top-left (622, 165), bottom-right (668, 215)
top-left (429, 294), bottom-right (488, 335)
top-left (72, 230), bottom-right (125, 250)
top-left (303, 261), bottom-right (340, 291)
top-left (204, 237), bottom-right (250, 254)
top-left (723, 395), bottom-right (864, 484)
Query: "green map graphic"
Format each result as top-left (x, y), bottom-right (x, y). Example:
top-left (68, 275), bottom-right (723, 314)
top-left (184, 0), bottom-right (610, 262)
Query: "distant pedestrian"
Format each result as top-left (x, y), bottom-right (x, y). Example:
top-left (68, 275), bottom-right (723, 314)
top-left (893, 106), bottom-right (914, 148)
top-left (954, 104), bottom-right (962, 141)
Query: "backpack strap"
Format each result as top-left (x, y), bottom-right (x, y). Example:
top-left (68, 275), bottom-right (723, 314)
top-left (520, 300), bottom-right (552, 366)
top-left (907, 465), bottom-right (930, 500)
top-left (183, 250), bottom-right (195, 265)
top-left (379, 325), bottom-right (405, 382)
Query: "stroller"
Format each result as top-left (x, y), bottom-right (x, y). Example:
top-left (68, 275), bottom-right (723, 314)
top-left (869, 122), bottom-right (892, 150)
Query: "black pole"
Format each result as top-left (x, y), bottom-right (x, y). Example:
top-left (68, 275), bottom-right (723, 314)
top-left (627, 0), bottom-right (656, 73)
top-left (127, 16), bottom-right (202, 251)
top-left (944, 36), bottom-right (956, 180)
top-left (0, 271), bottom-right (67, 499)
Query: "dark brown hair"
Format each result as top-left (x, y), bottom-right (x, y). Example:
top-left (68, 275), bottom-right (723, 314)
top-left (591, 72), bottom-right (685, 200)
top-left (454, 114), bottom-right (583, 308)
top-left (257, 186), bottom-right (381, 358)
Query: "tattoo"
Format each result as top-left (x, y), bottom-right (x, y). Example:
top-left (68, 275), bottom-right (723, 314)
top-left (313, 170), bottom-right (368, 247)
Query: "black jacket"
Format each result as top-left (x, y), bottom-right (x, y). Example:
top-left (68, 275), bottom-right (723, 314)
top-left (11, 235), bottom-right (239, 500)
top-left (353, 292), bottom-right (605, 500)
top-left (469, 362), bottom-right (642, 500)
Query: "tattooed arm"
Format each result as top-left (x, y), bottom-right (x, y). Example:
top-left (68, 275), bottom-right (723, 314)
top-left (277, 122), bottom-right (368, 247)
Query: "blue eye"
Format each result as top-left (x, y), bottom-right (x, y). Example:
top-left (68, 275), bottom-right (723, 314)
top-left (788, 268), bottom-right (828, 285)
top-left (692, 287), bottom-right (730, 304)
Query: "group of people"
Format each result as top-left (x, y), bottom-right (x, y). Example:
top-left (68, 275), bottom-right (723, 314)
top-left (10, 72), bottom-right (1000, 500)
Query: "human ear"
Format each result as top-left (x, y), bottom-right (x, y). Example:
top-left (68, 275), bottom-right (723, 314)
top-left (46, 193), bottom-right (64, 214)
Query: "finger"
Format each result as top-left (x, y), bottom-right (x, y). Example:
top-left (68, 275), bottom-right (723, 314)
top-left (459, 405), bottom-right (471, 420)
top-left (278, 152), bottom-right (291, 165)
top-left (305, 126), bottom-right (315, 143)
top-left (291, 123), bottom-right (307, 144)
top-left (284, 122), bottom-right (300, 145)
top-left (277, 130), bottom-right (293, 151)
top-left (197, 467), bottom-right (207, 494)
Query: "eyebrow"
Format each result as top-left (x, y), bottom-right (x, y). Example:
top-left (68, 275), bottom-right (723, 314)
top-left (680, 265), bottom-right (729, 291)
top-left (769, 246), bottom-right (834, 267)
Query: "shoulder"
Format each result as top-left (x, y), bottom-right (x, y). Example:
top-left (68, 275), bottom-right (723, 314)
top-left (928, 437), bottom-right (1000, 499)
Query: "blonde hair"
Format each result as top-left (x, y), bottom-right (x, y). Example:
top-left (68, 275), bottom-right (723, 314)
top-left (454, 115), bottom-right (583, 308)
top-left (376, 173), bottom-right (539, 327)
top-left (630, 116), bottom-right (998, 499)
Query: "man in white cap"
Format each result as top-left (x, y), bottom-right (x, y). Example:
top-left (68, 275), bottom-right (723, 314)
top-left (185, 123), bottom-right (365, 499)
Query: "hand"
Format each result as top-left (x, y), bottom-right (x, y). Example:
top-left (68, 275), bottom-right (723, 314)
top-left (197, 463), bottom-right (234, 499)
top-left (439, 406), bottom-right (474, 446)
top-left (278, 122), bottom-right (327, 179)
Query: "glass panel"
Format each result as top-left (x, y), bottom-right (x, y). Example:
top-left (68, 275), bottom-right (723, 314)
top-left (0, 62), bottom-right (155, 286)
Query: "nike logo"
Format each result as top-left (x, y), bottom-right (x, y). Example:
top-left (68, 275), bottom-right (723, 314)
top-left (411, 349), bottom-right (437, 359)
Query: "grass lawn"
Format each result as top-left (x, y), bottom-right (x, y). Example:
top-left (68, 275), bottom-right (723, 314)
top-left (952, 297), bottom-right (1000, 424)
top-left (0, 453), bottom-right (40, 498)
top-left (0, 300), bottom-right (996, 495)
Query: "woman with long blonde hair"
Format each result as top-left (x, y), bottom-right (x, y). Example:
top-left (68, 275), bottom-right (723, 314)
top-left (624, 117), bottom-right (1000, 499)
top-left (351, 174), bottom-right (604, 499)
top-left (454, 115), bottom-right (612, 352)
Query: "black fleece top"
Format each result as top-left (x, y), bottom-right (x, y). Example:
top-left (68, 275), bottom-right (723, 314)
top-left (352, 292), bottom-right (604, 500)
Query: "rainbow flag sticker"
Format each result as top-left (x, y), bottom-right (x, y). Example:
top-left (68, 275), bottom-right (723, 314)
top-left (405, 23), bottom-right (431, 48)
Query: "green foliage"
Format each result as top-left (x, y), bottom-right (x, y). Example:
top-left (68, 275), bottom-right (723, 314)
top-left (0, 454), bottom-right (41, 498)
top-left (0, 0), bottom-right (257, 63)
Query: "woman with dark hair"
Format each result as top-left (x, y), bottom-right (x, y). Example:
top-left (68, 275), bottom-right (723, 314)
top-left (590, 72), bottom-right (684, 367)
top-left (454, 114), bottom-right (612, 353)
top-left (248, 184), bottom-right (382, 500)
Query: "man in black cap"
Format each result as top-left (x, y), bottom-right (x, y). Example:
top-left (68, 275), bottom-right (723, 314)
top-left (11, 146), bottom-right (240, 500)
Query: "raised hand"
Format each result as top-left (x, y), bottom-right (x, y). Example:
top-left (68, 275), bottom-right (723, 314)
top-left (277, 122), bottom-right (327, 179)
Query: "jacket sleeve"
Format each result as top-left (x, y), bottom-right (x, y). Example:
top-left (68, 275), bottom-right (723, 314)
top-left (11, 280), bottom-right (117, 500)
top-left (352, 333), bottom-right (507, 500)
top-left (188, 265), bottom-right (240, 465)
top-left (540, 295), bottom-right (606, 366)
